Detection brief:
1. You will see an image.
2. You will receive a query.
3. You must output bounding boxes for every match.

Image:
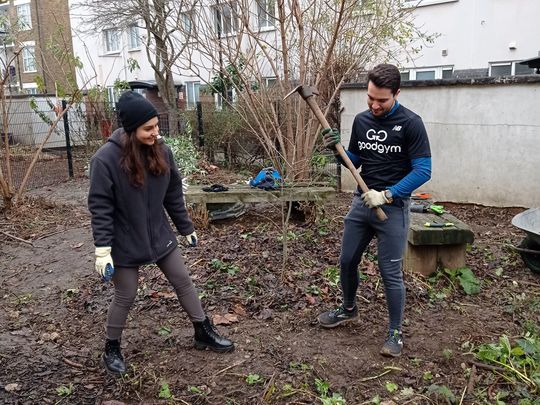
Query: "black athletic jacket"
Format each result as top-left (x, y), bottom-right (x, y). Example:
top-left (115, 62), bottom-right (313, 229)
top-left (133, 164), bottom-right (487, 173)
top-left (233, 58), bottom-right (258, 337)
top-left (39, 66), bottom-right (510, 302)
top-left (88, 129), bottom-right (194, 267)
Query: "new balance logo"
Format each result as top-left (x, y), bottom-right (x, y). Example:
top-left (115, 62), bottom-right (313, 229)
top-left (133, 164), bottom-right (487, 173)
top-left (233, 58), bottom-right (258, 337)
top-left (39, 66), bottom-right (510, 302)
top-left (392, 125), bottom-right (402, 131)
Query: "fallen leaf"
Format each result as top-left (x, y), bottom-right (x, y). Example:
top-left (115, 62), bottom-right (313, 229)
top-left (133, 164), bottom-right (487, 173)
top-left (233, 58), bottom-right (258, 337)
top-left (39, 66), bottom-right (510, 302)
top-left (213, 313), bottom-right (239, 325)
top-left (306, 295), bottom-right (316, 305)
top-left (71, 242), bottom-right (84, 249)
top-left (41, 332), bottom-right (60, 342)
top-left (224, 313), bottom-right (238, 323)
top-left (257, 308), bottom-right (273, 320)
top-left (232, 304), bottom-right (247, 316)
top-left (4, 383), bottom-right (20, 392)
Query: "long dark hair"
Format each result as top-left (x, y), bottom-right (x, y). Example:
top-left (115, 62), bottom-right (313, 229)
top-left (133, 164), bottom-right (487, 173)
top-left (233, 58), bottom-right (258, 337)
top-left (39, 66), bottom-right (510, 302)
top-left (120, 131), bottom-right (169, 187)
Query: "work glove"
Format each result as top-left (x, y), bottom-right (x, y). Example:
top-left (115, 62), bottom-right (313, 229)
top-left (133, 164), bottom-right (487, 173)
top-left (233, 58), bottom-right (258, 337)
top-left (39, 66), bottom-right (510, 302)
top-left (95, 246), bottom-right (115, 282)
top-left (321, 128), bottom-right (340, 150)
top-left (361, 189), bottom-right (390, 208)
top-left (185, 231), bottom-right (198, 247)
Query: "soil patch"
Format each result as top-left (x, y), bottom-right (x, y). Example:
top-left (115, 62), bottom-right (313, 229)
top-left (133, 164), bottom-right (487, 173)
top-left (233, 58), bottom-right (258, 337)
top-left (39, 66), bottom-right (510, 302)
top-left (1, 178), bottom-right (539, 404)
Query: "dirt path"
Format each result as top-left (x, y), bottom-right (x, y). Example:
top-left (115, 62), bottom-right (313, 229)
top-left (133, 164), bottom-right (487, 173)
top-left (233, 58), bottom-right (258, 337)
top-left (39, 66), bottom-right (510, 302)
top-left (1, 179), bottom-right (539, 404)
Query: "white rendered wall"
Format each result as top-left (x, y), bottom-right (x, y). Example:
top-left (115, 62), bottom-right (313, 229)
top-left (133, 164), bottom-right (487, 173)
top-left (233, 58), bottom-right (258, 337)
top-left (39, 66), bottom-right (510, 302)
top-left (404, 0), bottom-right (540, 71)
top-left (340, 81), bottom-right (540, 208)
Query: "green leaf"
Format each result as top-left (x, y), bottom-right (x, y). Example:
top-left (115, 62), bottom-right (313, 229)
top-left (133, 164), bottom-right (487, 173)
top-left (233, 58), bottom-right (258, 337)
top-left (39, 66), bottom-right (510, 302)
top-left (423, 371), bottom-right (433, 381)
top-left (457, 268), bottom-right (481, 295)
top-left (159, 382), bottom-right (172, 399)
top-left (315, 378), bottom-right (330, 396)
top-left (385, 381), bottom-right (398, 392)
top-left (245, 374), bottom-right (263, 384)
top-left (427, 384), bottom-right (456, 403)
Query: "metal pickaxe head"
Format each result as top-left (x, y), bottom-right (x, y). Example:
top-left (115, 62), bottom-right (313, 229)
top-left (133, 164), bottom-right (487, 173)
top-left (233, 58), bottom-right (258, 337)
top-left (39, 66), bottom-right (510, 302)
top-left (283, 85), bottom-right (319, 101)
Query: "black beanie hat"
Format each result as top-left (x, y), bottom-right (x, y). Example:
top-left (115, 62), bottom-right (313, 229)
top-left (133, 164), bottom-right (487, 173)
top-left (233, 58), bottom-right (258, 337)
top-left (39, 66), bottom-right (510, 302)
top-left (117, 91), bottom-right (158, 133)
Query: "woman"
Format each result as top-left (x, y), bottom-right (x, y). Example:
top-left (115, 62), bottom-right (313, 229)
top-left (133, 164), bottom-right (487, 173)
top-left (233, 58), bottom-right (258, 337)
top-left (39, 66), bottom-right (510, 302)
top-left (88, 91), bottom-right (234, 375)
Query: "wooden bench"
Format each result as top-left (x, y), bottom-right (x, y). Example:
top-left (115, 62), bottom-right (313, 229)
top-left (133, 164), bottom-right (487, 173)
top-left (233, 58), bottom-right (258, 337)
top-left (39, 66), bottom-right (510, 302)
top-left (185, 184), bottom-right (336, 221)
top-left (404, 212), bottom-right (475, 276)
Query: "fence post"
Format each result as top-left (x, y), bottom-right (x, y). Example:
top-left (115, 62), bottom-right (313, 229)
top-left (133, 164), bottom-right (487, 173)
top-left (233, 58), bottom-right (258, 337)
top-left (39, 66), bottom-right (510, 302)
top-left (62, 99), bottom-right (74, 178)
top-left (196, 101), bottom-right (204, 148)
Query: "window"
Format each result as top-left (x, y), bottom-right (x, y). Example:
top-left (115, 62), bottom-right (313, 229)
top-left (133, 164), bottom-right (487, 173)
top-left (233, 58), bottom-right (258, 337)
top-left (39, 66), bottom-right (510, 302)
top-left (214, 3), bottom-right (238, 37)
top-left (104, 29), bottom-right (120, 53)
top-left (22, 45), bottom-right (36, 72)
top-left (264, 77), bottom-right (277, 87)
top-left (185, 81), bottom-right (200, 109)
top-left (127, 25), bottom-right (140, 50)
top-left (400, 66), bottom-right (453, 80)
top-left (490, 63), bottom-right (511, 77)
top-left (415, 70), bottom-right (435, 80)
top-left (489, 61), bottom-right (534, 77)
top-left (181, 10), bottom-right (196, 35)
top-left (514, 62), bottom-right (535, 76)
top-left (257, 0), bottom-right (275, 29)
top-left (23, 82), bottom-right (38, 94)
top-left (16, 3), bottom-right (31, 30)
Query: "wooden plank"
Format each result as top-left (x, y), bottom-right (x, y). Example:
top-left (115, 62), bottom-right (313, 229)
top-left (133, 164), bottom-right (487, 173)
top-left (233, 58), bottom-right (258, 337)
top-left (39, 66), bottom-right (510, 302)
top-left (408, 212), bottom-right (474, 246)
top-left (439, 244), bottom-right (467, 269)
top-left (185, 185), bottom-right (336, 205)
top-left (404, 244), bottom-right (438, 276)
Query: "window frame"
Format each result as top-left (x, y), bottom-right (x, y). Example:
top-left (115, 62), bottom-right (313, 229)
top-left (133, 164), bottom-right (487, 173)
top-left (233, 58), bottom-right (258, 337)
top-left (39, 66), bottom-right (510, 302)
top-left (264, 76), bottom-right (277, 87)
top-left (16, 2), bottom-right (31, 30)
top-left (213, 2), bottom-right (239, 37)
top-left (185, 81), bottom-right (200, 109)
top-left (22, 82), bottom-right (37, 94)
top-left (489, 61), bottom-right (535, 77)
top-left (103, 28), bottom-right (120, 54)
top-left (127, 25), bottom-right (141, 51)
top-left (22, 44), bottom-right (36, 73)
top-left (257, 0), bottom-right (276, 30)
top-left (181, 9), bottom-right (196, 36)
top-left (400, 66), bottom-right (453, 80)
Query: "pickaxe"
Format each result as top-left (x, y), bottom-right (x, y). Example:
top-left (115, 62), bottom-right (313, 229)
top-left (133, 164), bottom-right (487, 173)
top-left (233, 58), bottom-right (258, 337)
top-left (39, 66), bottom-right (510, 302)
top-left (284, 85), bottom-right (387, 221)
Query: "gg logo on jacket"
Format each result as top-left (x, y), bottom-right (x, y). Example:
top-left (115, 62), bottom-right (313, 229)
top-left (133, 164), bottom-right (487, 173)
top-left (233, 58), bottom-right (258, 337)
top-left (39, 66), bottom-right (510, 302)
top-left (366, 129), bottom-right (388, 142)
top-left (358, 128), bottom-right (402, 154)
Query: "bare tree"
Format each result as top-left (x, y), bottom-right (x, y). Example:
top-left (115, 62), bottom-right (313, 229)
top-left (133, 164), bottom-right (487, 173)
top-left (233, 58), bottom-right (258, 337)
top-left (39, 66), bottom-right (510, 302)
top-left (74, 0), bottom-right (196, 135)
top-left (177, 0), bottom-right (433, 180)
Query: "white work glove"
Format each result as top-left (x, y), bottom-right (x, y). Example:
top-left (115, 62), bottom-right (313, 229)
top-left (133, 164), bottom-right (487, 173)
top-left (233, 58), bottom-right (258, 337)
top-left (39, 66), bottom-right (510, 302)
top-left (185, 231), bottom-right (198, 247)
top-left (95, 246), bottom-right (114, 281)
top-left (361, 189), bottom-right (389, 208)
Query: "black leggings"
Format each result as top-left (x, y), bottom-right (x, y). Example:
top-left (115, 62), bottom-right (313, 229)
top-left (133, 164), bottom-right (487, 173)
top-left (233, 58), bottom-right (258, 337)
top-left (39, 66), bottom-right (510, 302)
top-left (106, 248), bottom-right (205, 340)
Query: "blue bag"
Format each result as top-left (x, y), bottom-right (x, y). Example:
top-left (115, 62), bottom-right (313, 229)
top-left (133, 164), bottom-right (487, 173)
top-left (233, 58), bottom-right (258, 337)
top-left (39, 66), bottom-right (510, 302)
top-left (249, 167), bottom-right (283, 190)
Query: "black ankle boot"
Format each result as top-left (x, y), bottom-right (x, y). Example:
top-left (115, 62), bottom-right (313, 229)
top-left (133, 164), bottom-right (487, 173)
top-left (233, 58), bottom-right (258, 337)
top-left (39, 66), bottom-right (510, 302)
top-left (103, 339), bottom-right (127, 375)
top-left (193, 317), bottom-right (235, 353)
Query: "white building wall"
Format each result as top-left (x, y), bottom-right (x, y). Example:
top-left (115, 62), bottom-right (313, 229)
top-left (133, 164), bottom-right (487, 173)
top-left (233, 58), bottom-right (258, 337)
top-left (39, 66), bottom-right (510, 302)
top-left (340, 80), bottom-right (540, 208)
top-left (404, 0), bottom-right (540, 73)
top-left (68, 0), bottom-right (281, 94)
top-left (69, 1), bottom-right (158, 90)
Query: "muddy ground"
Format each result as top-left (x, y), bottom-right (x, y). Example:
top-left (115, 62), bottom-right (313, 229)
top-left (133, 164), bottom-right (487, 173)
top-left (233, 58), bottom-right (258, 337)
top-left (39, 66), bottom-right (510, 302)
top-left (1, 177), bottom-right (539, 404)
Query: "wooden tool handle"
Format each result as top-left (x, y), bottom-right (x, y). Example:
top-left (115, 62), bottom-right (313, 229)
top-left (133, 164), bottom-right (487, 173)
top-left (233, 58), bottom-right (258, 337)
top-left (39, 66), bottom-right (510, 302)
top-left (305, 97), bottom-right (388, 221)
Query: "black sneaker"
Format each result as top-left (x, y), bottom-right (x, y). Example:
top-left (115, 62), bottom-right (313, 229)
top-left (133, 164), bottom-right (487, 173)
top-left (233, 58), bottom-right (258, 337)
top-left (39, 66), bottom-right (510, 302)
top-left (380, 330), bottom-right (403, 357)
top-left (317, 305), bottom-right (358, 328)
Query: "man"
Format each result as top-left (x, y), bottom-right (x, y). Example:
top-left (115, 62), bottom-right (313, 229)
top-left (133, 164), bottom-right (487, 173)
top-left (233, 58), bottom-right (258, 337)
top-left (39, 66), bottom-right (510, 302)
top-left (318, 63), bottom-right (431, 357)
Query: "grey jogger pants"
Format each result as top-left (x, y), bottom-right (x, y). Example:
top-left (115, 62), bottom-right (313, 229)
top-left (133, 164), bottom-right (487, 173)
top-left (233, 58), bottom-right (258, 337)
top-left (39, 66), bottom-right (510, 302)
top-left (106, 247), bottom-right (205, 340)
top-left (340, 193), bottom-right (410, 332)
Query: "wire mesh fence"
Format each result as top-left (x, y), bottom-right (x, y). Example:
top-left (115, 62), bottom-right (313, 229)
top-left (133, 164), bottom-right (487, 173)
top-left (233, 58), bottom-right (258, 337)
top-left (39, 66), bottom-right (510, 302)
top-left (1, 95), bottom-right (340, 193)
